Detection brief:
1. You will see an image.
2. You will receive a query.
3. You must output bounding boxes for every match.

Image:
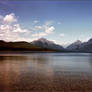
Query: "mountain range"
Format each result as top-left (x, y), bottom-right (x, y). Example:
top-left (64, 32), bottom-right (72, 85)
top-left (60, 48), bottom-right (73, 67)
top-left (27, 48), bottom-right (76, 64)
top-left (0, 38), bottom-right (65, 52)
top-left (66, 40), bottom-right (82, 51)
top-left (0, 38), bottom-right (92, 52)
top-left (31, 38), bottom-right (65, 51)
top-left (66, 38), bottom-right (92, 52)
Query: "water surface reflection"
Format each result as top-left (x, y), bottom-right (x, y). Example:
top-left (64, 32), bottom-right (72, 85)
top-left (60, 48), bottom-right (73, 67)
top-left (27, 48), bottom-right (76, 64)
top-left (0, 53), bottom-right (92, 91)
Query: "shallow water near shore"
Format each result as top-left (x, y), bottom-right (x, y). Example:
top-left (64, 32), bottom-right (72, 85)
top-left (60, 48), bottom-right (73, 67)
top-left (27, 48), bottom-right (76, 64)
top-left (0, 53), bottom-right (92, 92)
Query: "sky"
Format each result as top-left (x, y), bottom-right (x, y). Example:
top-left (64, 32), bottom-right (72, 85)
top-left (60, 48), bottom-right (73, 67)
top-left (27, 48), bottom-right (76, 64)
top-left (0, 0), bottom-right (92, 46)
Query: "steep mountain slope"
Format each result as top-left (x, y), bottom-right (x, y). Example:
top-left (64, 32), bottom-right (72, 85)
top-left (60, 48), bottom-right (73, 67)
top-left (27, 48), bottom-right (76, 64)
top-left (79, 38), bottom-right (92, 52)
top-left (31, 38), bottom-right (65, 51)
top-left (67, 38), bottom-right (92, 52)
top-left (0, 38), bottom-right (65, 52)
top-left (66, 40), bottom-right (82, 51)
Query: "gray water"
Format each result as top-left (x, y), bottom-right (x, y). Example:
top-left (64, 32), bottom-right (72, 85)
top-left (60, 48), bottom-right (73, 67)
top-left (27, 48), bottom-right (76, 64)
top-left (0, 53), bottom-right (92, 91)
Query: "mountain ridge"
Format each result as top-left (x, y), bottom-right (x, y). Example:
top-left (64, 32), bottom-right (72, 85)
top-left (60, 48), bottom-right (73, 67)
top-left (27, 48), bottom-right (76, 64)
top-left (67, 38), bottom-right (92, 52)
top-left (66, 40), bottom-right (82, 51)
top-left (0, 37), bottom-right (92, 52)
top-left (0, 38), bottom-right (65, 52)
top-left (31, 38), bottom-right (65, 51)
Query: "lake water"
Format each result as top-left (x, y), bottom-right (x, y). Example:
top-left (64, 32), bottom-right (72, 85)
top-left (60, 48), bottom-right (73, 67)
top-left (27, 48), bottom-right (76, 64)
top-left (0, 53), bottom-right (92, 92)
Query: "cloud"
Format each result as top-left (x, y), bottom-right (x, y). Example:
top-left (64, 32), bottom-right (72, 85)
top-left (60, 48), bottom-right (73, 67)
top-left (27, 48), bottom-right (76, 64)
top-left (57, 22), bottom-right (61, 24)
top-left (34, 26), bottom-right (42, 30)
top-left (3, 13), bottom-right (17, 24)
top-left (31, 21), bottom-right (55, 38)
top-left (60, 33), bottom-right (65, 37)
top-left (45, 26), bottom-right (55, 34)
top-left (0, 13), bottom-right (55, 42)
top-left (0, 24), bottom-right (29, 41)
top-left (45, 21), bottom-right (53, 26)
top-left (33, 20), bottom-right (39, 24)
top-left (32, 25), bottom-right (55, 38)
top-left (13, 24), bottom-right (29, 33)
top-left (0, 15), bottom-right (3, 20)
top-left (0, 13), bottom-right (30, 42)
top-left (44, 21), bottom-right (55, 34)
top-left (32, 32), bottom-right (47, 37)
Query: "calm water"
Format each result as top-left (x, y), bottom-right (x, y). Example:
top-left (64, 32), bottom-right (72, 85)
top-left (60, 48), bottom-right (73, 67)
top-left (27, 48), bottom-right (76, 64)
top-left (0, 53), bottom-right (92, 92)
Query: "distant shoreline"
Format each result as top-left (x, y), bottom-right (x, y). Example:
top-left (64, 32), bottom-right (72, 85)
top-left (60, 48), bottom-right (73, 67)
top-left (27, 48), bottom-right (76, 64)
top-left (0, 50), bottom-right (92, 54)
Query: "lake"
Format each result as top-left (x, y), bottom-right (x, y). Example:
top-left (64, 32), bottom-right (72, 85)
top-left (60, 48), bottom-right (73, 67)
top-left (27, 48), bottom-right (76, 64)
top-left (0, 53), bottom-right (92, 92)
